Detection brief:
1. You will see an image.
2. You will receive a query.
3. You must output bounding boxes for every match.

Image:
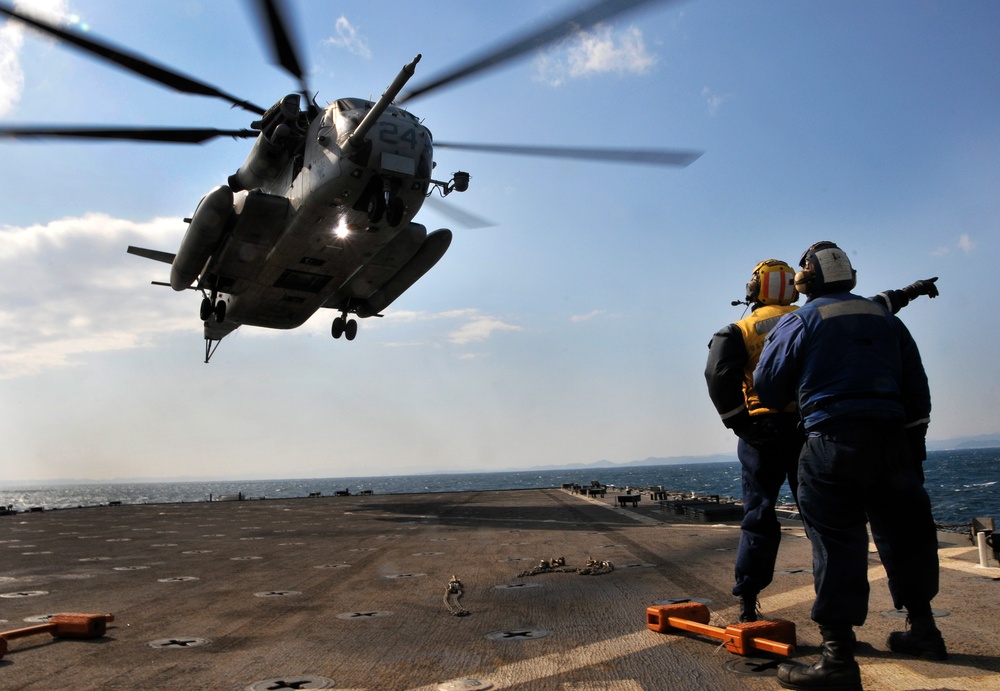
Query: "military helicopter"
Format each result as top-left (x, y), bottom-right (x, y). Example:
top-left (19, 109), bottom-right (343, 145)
top-left (0, 0), bottom-right (700, 363)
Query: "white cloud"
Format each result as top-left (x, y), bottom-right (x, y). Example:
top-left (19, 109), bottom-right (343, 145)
top-left (14, 0), bottom-right (69, 23)
top-left (380, 308), bottom-right (522, 347)
top-left (323, 16), bottom-right (371, 60)
top-left (0, 212), bottom-right (178, 259)
top-left (701, 86), bottom-right (731, 117)
top-left (0, 13), bottom-right (27, 116)
top-left (930, 233), bottom-right (975, 257)
top-left (534, 25), bottom-right (656, 87)
top-left (571, 310), bottom-right (608, 323)
top-left (957, 233), bottom-right (974, 254)
top-left (0, 1), bottom-right (72, 116)
top-left (448, 316), bottom-right (521, 345)
top-left (372, 308), bottom-right (475, 327)
top-left (0, 214), bottom-right (190, 378)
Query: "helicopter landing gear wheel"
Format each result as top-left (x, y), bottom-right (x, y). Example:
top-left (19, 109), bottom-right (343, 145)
top-left (367, 194), bottom-right (385, 224)
top-left (332, 315), bottom-right (357, 340)
top-left (213, 299), bottom-right (227, 323)
top-left (200, 297), bottom-right (213, 321)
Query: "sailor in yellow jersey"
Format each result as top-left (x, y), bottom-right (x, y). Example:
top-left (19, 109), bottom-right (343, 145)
top-left (705, 259), bottom-right (938, 624)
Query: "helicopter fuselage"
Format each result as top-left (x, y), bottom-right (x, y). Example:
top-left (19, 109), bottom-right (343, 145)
top-left (184, 95), bottom-right (452, 348)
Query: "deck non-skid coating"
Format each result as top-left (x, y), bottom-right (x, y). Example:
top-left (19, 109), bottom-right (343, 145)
top-left (0, 488), bottom-right (997, 689)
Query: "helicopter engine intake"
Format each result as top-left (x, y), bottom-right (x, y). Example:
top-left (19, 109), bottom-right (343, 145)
top-left (228, 94), bottom-right (307, 192)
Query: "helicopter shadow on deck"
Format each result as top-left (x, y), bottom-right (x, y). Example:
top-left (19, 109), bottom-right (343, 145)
top-left (352, 496), bottom-right (639, 531)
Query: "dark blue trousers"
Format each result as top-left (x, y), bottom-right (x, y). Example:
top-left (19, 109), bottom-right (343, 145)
top-left (798, 424), bottom-right (939, 627)
top-left (733, 420), bottom-right (803, 597)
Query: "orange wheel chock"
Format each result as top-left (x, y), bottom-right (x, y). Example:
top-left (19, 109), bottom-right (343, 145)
top-left (0, 613), bottom-right (115, 658)
top-left (646, 602), bottom-right (796, 657)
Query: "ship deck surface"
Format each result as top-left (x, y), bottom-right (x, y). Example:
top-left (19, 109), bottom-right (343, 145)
top-left (1, 488), bottom-right (997, 690)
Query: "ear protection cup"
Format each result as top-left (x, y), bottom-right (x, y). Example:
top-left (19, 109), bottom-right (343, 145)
top-left (794, 267), bottom-right (815, 295)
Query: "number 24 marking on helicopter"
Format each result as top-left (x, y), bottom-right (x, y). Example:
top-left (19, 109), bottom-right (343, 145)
top-left (0, 0), bottom-right (700, 362)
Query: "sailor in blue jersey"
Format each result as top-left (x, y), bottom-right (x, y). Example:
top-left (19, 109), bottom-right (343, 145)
top-left (754, 242), bottom-right (946, 691)
top-left (705, 260), bottom-right (938, 625)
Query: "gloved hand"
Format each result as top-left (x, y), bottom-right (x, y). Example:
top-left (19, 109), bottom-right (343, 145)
top-left (902, 277), bottom-right (939, 300)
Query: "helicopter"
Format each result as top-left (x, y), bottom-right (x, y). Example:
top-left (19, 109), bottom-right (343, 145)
top-left (0, 0), bottom-right (701, 363)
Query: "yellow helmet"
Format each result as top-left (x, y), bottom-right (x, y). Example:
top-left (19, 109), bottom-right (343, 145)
top-left (747, 259), bottom-right (799, 306)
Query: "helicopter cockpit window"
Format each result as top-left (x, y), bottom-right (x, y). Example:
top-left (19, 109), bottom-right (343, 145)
top-left (335, 98), bottom-right (373, 113)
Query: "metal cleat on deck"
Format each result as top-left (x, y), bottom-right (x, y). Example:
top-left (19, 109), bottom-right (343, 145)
top-left (646, 602), bottom-right (796, 657)
top-left (0, 613), bottom-right (115, 658)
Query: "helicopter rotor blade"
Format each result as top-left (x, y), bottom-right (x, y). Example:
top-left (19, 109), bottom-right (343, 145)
top-left (0, 2), bottom-right (266, 115)
top-left (398, 0), bottom-right (676, 104)
top-left (0, 126), bottom-right (258, 144)
top-left (423, 196), bottom-right (496, 230)
top-left (434, 141), bottom-right (702, 167)
top-left (250, 0), bottom-right (311, 101)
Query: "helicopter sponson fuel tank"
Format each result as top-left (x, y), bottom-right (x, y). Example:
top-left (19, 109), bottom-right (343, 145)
top-left (344, 225), bottom-right (453, 319)
top-left (170, 185), bottom-right (235, 291)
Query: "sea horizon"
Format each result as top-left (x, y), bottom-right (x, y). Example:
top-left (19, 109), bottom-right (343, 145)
top-left (0, 454), bottom-right (740, 487)
top-left (2, 450), bottom-right (996, 528)
top-left (4, 438), bottom-right (998, 487)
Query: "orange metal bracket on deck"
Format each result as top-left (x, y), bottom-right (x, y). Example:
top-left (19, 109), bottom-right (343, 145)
top-left (0, 613), bottom-right (114, 658)
top-left (646, 603), bottom-right (796, 657)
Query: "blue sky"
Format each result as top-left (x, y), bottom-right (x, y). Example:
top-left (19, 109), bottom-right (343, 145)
top-left (1, 0), bottom-right (997, 483)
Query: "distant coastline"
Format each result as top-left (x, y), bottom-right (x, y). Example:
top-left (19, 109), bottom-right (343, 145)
top-left (928, 436), bottom-right (1000, 450)
top-left (2, 436), bottom-right (996, 487)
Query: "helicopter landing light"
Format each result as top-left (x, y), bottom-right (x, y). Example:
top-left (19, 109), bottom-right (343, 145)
top-left (334, 220), bottom-right (351, 239)
top-left (381, 152), bottom-right (416, 176)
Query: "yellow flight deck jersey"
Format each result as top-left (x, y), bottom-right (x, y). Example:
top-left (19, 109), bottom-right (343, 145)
top-left (733, 304), bottom-right (798, 416)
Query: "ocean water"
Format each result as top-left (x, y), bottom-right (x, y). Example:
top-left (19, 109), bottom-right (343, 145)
top-left (1, 449), bottom-right (996, 527)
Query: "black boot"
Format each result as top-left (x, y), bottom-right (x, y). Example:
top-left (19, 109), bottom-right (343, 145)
top-left (887, 613), bottom-right (947, 660)
top-left (777, 630), bottom-right (862, 691)
top-left (738, 592), bottom-right (760, 623)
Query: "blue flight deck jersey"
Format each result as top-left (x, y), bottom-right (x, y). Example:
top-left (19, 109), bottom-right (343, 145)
top-left (754, 292), bottom-right (930, 432)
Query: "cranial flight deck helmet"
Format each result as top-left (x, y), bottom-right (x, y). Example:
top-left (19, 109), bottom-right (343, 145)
top-left (746, 259), bottom-right (799, 306)
top-left (794, 241), bottom-right (857, 296)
